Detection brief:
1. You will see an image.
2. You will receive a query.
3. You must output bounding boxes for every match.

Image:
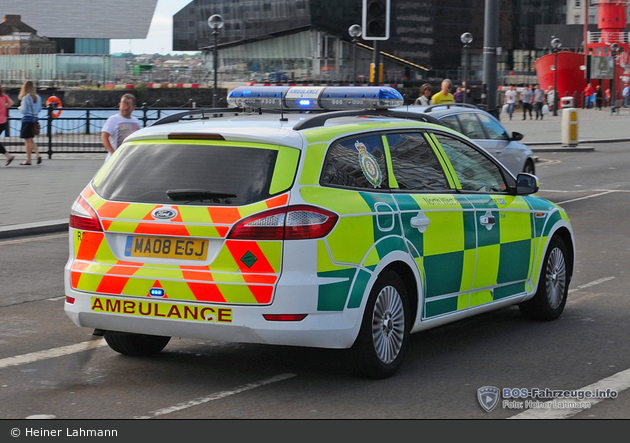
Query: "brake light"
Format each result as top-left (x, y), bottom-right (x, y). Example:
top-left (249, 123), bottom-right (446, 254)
top-left (263, 314), bottom-right (308, 321)
top-left (69, 195), bottom-right (103, 232)
top-left (228, 205), bottom-right (338, 240)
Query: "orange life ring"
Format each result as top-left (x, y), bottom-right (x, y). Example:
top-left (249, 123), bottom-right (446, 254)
top-left (46, 96), bottom-right (62, 118)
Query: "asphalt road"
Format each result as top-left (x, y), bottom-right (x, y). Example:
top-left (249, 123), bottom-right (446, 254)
top-left (0, 142), bottom-right (629, 421)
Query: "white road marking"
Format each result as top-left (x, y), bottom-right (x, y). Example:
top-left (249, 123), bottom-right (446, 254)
top-left (557, 190), bottom-right (616, 205)
top-left (509, 367), bottom-right (630, 419)
top-left (569, 277), bottom-right (615, 293)
top-left (134, 373), bottom-right (297, 419)
top-left (0, 233), bottom-right (68, 246)
top-left (0, 340), bottom-right (108, 369)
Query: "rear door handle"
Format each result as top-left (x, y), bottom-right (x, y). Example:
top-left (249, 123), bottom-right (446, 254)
top-left (410, 211), bottom-right (431, 233)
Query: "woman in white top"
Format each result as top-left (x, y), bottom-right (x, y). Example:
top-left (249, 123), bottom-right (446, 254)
top-left (415, 83), bottom-right (434, 106)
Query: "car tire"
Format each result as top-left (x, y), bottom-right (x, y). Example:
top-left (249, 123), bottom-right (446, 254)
top-left (519, 236), bottom-right (569, 321)
top-left (351, 270), bottom-right (410, 379)
top-left (523, 159), bottom-right (535, 175)
top-left (104, 331), bottom-right (171, 356)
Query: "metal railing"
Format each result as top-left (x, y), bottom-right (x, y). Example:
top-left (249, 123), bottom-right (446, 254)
top-left (4, 101), bottom-right (202, 158)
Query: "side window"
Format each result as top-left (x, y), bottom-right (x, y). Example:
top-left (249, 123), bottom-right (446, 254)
top-left (439, 115), bottom-right (461, 133)
top-left (386, 133), bottom-right (450, 192)
top-left (456, 113), bottom-right (486, 139)
top-left (321, 134), bottom-right (388, 190)
top-left (477, 113), bottom-right (508, 141)
top-left (433, 134), bottom-right (508, 193)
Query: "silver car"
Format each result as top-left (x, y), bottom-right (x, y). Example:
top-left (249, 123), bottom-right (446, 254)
top-left (406, 104), bottom-right (536, 177)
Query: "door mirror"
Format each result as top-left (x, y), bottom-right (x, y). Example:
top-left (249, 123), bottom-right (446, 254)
top-left (510, 131), bottom-right (524, 141)
top-left (516, 173), bottom-right (539, 195)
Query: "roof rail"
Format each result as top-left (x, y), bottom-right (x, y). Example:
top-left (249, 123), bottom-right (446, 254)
top-left (151, 108), bottom-right (243, 126)
top-left (422, 103), bottom-right (479, 113)
top-left (292, 109), bottom-right (445, 131)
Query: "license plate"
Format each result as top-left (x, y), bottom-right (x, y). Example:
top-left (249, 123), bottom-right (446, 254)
top-left (124, 235), bottom-right (208, 260)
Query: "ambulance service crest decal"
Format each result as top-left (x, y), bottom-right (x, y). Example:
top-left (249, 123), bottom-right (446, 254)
top-left (355, 140), bottom-right (382, 188)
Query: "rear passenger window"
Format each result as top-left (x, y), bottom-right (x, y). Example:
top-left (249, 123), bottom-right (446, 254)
top-left (433, 134), bottom-right (508, 193)
top-left (386, 133), bottom-right (450, 192)
top-left (321, 134), bottom-right (388, 190)
top-left (439, 115), bottom-right (461, 133)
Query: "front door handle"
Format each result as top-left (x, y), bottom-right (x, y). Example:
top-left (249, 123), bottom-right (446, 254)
top-left (410, 211), bottom-right (431, 233)
top-left (480, 210), bottom-right (497, 230)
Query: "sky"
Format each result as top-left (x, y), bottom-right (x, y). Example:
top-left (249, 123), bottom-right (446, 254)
top-left (109, 0), bottom-right (196, 55)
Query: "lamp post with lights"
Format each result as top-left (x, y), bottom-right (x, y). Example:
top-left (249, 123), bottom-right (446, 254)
top-left (461, 32), bottom-right (473, 104)
top-left (348, 24), bottom-right (362, 84)
top-left (208, 14), bottom-right (224, 108)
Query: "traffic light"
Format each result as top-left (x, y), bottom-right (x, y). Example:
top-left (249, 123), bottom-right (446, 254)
top-left (362, 0), bottom-right (390, 40)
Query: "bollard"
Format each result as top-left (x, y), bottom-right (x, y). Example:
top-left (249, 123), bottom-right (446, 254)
top-left (560, 96), bottom-right (573, 109)
top-left (561, 108), bottom-right (578, 147)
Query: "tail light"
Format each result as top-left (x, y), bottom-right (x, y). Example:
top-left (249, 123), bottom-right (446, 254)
top-left (228, 205), bottom-right (338, 240)
top-left (69, 196), bottom-right (103, 232)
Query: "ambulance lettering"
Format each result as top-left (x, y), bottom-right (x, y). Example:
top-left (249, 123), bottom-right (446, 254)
top-left (91, 297), bottom-right (232, 323)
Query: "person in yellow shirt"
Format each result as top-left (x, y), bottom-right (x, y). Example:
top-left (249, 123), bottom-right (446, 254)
top-left (432, 79), bottom-right (455, 104)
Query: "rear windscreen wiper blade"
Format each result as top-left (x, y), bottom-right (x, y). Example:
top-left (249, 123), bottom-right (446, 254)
top-left (166, 189), bottom-right (237, 201)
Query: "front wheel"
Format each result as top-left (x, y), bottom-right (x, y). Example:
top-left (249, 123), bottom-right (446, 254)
top-left (523, 159), bottom-right (535, 175)
top-left (104, 331), bottom-right (170, 356)
top-left (352, 270), bottom-right (410, 379)
top-left (519, 236), bottom-right (569, 321)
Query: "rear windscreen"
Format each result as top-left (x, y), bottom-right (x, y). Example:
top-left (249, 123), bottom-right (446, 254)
top-left (94, 144), bottom-right (290, 206)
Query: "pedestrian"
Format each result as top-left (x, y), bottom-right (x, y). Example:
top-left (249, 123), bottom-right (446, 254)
top-left (546, 86), bottom-right (555, 113)
top-left (595, 85), bottom-right (603, 110)
top-left (623, 84), bottom-right (630, 107)
top-left (414, 83), bottom-right (433, 106)
top-left (533, 84), bottom-right (545, 120)
top-left (101, 93), bottom-right (141, 162)
top-left (584, 83), bottom-right (594, 109)
top-left (454, 86), bottom-right (464, 103)
top-left (521, 85), bottom-right (534, 120)
top-left (504, 85), bottom-right (517, 120)
top-left (431, 79), bottom-right (455, 104)
top-left (0, 84), bottom-right (16, 166)
top-left (18, 80), bottom-right (42, 165)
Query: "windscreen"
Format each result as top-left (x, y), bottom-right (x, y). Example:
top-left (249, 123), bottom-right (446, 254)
top-left (94, 144), bottom-right (285, 206)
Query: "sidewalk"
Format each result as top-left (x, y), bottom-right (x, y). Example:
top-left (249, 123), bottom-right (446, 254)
top-left (500, 106), bottom-right (630, 149)
top-left (1, 107), bottom-right (628, 239)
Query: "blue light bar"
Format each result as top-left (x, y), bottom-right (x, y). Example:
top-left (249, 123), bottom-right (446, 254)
top-left (227, 86), bottom-right (404, 110)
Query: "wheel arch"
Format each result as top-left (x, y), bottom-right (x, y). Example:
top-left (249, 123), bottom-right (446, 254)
top-left (381, 260), bottom-right (420, 329)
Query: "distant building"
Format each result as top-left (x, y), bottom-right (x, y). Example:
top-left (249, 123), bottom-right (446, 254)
top-left (0, 14), bottom-right (56, 55)
top-left (1, 0), bottom-right (158, 54)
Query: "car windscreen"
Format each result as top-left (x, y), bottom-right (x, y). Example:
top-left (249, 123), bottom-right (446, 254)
top-left (93, 143), bottom-right (295, 206)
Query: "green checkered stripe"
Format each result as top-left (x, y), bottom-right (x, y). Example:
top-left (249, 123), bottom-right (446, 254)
top-left (396, 193), bottom-right (537, 318)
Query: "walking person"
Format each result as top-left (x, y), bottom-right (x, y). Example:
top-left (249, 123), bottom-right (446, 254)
top-left (18, 80), bottom-right (42, 165)
top-left (595, 85), bottom-right (603, 110)
top-left (101, 93), bottom-right (141, 162)
top-left (533, 84), bottom-right (545, 120)
top-left (504, 85), bottom-right (517, 120)
top-left (623, 84), bottom-right (630, 107)
top-left (0, 84), bottom-right (16, 166)
top-left (521, 85), bottom-right (534, 120)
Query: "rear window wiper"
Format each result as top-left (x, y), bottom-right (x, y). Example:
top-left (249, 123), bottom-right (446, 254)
top-left (166, 189), bottom-right (237, 203)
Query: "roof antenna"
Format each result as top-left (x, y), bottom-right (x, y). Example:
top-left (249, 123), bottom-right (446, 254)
top-left (280, 91), bottom-right (288, 122)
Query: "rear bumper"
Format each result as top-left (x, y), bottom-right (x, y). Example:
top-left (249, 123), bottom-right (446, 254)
top-left (64, 286), bottom-right (362, 350)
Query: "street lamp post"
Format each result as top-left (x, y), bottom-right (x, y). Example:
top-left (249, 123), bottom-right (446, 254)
top-left (348, 24), bottom-right (362, 84)
top-left (461, 32), bottom-right (473, 104)
top-left (208, 14), bottom-right (224, 108)
top-left (610, 42), bottom-right (619, 114)
top-left (551, 37), bottom-right (562, 116)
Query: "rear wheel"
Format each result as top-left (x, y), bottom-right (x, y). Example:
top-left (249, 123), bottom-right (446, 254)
top-left (519, 236), bottom-right (568, 321)
top-left (352, 270), bottom-right (410, 379)
top-left (104, 331), bottom-right (170, 356)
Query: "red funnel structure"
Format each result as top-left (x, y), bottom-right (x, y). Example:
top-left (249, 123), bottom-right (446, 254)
top-left (535, 0), bottom-right (629, 107)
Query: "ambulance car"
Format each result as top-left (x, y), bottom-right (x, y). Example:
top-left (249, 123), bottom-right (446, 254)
top-left (64, 86), bottom-right (575, 379)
